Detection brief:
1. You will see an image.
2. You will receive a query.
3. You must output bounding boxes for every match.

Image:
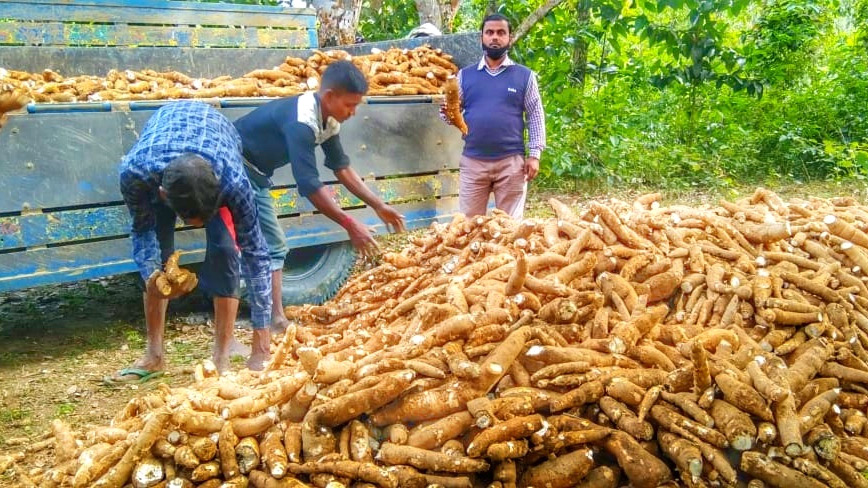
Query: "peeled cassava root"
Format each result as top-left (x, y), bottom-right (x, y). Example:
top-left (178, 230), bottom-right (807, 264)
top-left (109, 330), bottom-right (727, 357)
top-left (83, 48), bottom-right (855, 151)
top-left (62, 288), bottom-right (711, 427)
top-left (0, 87), bottom-right (29, 128)
top-left (23, 187), bottom-right (868, 487)
top-left (151, 251), bottom-right (198, 298)
top-left (0, 45), bottom-right (458, 105)
top-left (443, 76), bottom-right (468, 136)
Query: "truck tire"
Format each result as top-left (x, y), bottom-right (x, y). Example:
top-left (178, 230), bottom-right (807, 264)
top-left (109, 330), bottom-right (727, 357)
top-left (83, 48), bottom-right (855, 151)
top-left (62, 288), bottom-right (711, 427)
top-left (279, 241), bottom-right (356, 306)
top-left (238, 241), bottom-right (356, 307)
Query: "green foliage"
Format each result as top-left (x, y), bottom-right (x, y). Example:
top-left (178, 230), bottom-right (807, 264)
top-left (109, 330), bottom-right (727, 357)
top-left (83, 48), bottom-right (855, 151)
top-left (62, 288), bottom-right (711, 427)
top-left (456, 0), bottom-right (868, 189)
top-left (216, 0), bottom-right (868, 190)
top-left (639, 0), bottom-right (761, 98)
top-left (358, 0), bottom-right (484, 41)
top-left (0, 408), bottom-right (30, 423)
top-left (358, 1), bottom-right (421, 41)
top-left (742, 0), bottom-right (823, 84)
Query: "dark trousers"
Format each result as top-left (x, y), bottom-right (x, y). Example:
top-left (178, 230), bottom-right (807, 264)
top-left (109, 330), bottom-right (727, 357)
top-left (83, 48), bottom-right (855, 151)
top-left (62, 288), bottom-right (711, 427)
top-left (154, 202), bottom-right (241, 298)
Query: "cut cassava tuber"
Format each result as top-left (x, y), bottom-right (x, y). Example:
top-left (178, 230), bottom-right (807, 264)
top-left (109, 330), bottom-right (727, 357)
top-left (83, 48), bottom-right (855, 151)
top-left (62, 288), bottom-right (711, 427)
top-left (376, 442), bottom-right (489, 473)
top-left (443, 76), bottom-right (468, 136)
top-left (602, 430), bottom-right (671, 488)
top-left (1, 46), bottom-right (459, 106)
top-left (517, 448), bottom-right (595, 488)
top-left (33, 189), bottom-right (868, 488)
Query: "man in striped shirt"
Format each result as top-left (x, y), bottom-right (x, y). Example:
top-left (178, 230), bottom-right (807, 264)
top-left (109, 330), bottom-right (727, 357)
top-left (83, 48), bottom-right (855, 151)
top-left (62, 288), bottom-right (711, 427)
top-left (117, 101), bottom-right (273, 377)
top-left (441, 13), bottom-right (546, 220)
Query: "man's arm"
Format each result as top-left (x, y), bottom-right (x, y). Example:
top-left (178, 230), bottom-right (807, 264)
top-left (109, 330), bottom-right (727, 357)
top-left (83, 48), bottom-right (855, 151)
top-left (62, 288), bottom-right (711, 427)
top-left (223, 182), bottom-right (272, 329)
top-left (286, 125), bottom-right (381, 257)
top-left (523, 72), bottom-right (546, 181)
top-left (525, 72), bottom-right (546, 159)
top-left (321, 134), bottom-right (406, 233)
top-left (120, 170), bottom-right (161, 281)
top-left (334, 167), bottom-right (406, 233)
top-left (307, 185), bottom-right (381, 258)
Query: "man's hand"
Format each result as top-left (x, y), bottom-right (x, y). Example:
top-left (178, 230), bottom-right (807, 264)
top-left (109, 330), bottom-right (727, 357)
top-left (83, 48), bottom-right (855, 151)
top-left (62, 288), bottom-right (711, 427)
top-left (343, 216), bottom-right (381, 259)
top-left (439, 101), bottom-right (452, 125)
top-left (375, 204), bottom-right (406, 233)
top-left (146, 270), bottom-right (197, 300)
top-left (524, 157), bottom-right (540, 182)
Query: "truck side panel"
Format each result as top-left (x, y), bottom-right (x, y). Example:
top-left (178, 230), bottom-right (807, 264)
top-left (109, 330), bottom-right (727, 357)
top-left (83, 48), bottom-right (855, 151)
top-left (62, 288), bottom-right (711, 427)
top-left (0, 197), bottom-right (459, 291)
top-left (0, 101), bottom-right (462, 213)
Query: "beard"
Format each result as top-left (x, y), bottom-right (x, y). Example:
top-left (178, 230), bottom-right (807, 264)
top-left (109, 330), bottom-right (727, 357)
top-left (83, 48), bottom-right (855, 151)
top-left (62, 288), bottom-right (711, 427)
top-left (482, 42), bottom-right (509, 60)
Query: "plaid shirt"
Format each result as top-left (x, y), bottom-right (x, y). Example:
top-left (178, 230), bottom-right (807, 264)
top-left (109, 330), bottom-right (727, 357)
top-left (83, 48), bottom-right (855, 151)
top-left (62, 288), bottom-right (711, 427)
top-left (119, 101), bottom-right (272, 328)
top-left (443, 55), bottom-right (547, 159)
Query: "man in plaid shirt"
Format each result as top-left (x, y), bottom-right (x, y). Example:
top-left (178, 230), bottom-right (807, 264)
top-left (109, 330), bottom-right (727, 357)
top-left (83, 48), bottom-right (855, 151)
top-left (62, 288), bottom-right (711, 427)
top-left (441, 13), bottom-right (546, 220)
top-left (116, 101), bottom-right (273, 378)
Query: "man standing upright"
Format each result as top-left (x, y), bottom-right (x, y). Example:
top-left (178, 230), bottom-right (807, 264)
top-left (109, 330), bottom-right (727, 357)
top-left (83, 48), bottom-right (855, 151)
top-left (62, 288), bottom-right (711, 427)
top-left (441, 13), bottom-right (546, 220)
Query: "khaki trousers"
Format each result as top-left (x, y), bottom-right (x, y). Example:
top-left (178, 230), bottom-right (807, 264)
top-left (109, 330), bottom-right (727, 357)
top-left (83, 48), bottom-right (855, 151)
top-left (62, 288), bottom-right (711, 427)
top-left (459, 153), bottom-right (527, 220)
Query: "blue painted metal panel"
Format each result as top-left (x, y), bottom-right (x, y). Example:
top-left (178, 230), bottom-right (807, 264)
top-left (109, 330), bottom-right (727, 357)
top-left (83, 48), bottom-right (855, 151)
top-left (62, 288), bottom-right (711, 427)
top-left (27, 102), bottom-right (112, 114)
top-left (0, 100), bottom-right (462, 213)
top-left (0, 0), bottom-right (315, 29)
top-left (0, 216), bottom-right (24, 249)
top-left (0, 198), bottom-right (460, 292)
top-left (307, 28), bottom-right (319, 49)
top-left (0, 174), bottom-right (459, 250)
top-left (0, 21), bottom-right (313, 48)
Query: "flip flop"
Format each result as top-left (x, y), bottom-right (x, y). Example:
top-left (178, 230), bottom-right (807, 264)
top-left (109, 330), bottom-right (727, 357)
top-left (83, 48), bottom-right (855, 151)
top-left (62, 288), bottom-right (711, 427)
top-left (103, 367), bottom-right (164, 386)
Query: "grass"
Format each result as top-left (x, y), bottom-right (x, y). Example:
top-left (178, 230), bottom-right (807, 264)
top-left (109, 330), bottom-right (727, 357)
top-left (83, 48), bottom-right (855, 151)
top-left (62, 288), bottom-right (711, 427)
top-left (169, 339), bottom-right (210, 365)
top-left (55, 403), bottom-right (76, 417)
top-left (123, 329), bottom-right (146, 349)
top-left (0, 408), bottom-right (30, 423)
top-left (533, 177), bottom-right (868, 205)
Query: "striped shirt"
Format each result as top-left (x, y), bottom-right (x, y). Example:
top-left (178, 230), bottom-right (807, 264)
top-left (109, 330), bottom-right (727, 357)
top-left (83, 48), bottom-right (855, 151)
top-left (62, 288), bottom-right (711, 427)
top-left (119, 101), bottom-right (272, 328)
top-left (443, 55), bottom-right (546, 159)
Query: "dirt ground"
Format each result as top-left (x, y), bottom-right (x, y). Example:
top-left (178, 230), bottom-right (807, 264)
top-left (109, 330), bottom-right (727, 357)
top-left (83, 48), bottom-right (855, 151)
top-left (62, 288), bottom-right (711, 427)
top-left (1, 182), bottom-right (865, 480)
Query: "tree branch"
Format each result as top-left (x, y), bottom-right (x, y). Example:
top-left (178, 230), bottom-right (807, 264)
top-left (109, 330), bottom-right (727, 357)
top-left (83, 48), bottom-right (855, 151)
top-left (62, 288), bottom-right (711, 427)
top-left (511, 0), bottom-right (568, 45)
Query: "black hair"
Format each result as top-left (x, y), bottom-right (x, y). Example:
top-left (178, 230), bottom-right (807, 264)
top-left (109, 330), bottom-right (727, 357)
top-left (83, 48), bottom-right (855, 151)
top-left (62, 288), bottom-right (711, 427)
top-left (481, 13), bottom-right (511, 32)
top-left (161, 153), bottom-right (221, 222)
top-left (320, 60), bottom-right (368, 94)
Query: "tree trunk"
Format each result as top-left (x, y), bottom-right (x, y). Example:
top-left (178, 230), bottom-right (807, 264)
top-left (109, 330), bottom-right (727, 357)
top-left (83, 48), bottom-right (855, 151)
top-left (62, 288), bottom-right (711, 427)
top-left (511, 0), bottom-right (567, 45)
top-left (316, 0), bottom-right (364, 47)
top-left (485, 0), bottom-right (498, 16)
top-left (415, 0), bottom-right (443, 29)
top-left (438, 0), bottom-right (460, 33)
top-left (570, 0), bottom-right (590, 92)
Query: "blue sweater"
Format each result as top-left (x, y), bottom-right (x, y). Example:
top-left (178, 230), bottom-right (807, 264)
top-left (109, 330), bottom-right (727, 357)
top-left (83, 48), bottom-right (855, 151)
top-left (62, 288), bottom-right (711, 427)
top-left (460, 64), bottom-right (531, 160)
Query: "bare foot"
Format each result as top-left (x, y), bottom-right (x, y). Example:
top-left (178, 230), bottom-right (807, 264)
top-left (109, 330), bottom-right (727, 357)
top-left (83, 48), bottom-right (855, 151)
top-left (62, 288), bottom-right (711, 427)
top-left (247, 352), bottom-right (269, 371)
top-left (132, 355), bottom-right (165, 371)
top-left (248, 328), bottom-right (271, 371)
top-left (109, 355), bottom-right (164, 382)
top-left (212, 351), bottom-right (230, 374)
top-left (271, 316), bottom-right (292, 334)
top-left (227, 337), bottom-right (251, 358)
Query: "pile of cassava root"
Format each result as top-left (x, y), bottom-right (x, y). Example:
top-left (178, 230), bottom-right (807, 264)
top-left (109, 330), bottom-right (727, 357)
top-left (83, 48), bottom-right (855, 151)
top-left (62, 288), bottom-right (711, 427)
top-left (0, 45), bottom-right (457, 105)
top-left (14, 188), bottom-right (868, 488)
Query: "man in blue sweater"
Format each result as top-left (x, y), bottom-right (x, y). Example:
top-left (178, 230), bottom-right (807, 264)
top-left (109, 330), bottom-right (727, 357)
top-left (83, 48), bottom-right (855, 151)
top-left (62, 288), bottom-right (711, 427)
top-left (235, 61), bottom-right (406, 331)
top-left (441, 13), bottom-right (547, 220)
